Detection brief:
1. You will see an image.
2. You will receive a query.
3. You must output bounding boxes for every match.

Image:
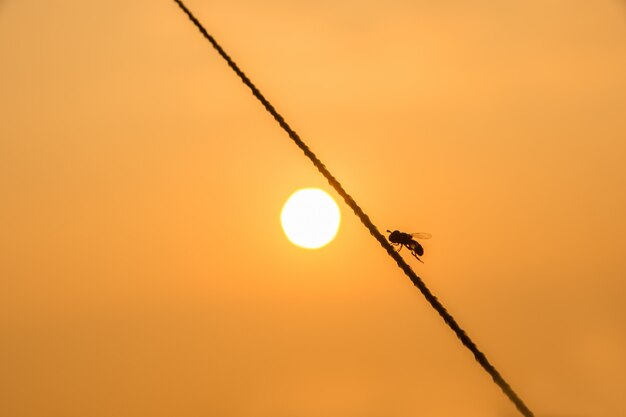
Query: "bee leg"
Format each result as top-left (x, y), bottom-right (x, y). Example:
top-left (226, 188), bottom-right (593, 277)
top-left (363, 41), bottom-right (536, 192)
top-left (411, 251), bottom-right (424, 263)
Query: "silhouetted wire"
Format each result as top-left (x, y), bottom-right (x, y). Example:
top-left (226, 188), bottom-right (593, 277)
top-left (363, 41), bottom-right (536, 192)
top-left (171, 1), bottom-right (534, 416)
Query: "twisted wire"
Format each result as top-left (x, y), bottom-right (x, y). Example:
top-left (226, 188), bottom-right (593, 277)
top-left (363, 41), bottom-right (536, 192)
top-left (171, 1), bottom-right (534, 416)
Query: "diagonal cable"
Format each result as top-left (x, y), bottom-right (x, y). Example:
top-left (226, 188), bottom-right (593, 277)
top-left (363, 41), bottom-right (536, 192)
top-left (171, 1), bottom-right (534, 416)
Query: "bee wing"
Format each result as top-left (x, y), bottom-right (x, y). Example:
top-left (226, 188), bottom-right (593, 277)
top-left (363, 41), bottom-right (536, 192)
top-left (410, 232), bottom-right (431, 239)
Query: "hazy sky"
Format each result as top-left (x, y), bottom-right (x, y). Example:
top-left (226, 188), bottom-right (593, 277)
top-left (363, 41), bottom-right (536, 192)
top-left (1, 1), bottom-right (625, 416)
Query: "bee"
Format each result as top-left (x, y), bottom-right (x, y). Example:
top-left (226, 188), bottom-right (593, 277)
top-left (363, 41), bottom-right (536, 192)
top-left (386, 230), bottom-right (432, 263)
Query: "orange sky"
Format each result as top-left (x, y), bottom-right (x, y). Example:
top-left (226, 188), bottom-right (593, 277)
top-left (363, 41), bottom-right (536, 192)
top-left (1, 1), bottom-right (625, 416)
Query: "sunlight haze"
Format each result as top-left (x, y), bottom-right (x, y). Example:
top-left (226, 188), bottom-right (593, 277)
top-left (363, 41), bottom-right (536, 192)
top-left (1, 1), bottom-right (625, 416)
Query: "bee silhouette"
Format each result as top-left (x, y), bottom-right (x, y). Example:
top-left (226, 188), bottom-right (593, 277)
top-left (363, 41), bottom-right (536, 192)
top-left (387, 230), bottom-right (431, 263)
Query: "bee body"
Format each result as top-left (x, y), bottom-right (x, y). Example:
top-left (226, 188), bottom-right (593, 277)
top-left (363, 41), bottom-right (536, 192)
top-left (386, 229), bottom-right (431, 262)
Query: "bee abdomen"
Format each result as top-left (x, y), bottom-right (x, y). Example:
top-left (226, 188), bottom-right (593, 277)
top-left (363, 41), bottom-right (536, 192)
top-left (411, 242), bottom-right (424, 256)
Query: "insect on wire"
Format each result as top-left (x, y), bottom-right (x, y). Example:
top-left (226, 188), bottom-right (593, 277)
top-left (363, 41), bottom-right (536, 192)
top-left (170, 2), bottom-right (535, 416)
top-left (387, 230), bottom-right (431, 263)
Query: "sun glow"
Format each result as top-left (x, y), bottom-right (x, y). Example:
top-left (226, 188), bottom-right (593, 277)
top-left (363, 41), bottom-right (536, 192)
top-left (280, 188), bottom-right (341, 249)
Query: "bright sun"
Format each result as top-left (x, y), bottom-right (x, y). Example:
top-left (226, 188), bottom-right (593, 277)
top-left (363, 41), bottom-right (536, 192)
top-left (281, 188), bottom-right (341, 249)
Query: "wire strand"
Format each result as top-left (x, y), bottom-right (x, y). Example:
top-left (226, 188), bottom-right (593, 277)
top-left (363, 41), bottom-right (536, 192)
top-left (171, 1), bottom-right (534, 416)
